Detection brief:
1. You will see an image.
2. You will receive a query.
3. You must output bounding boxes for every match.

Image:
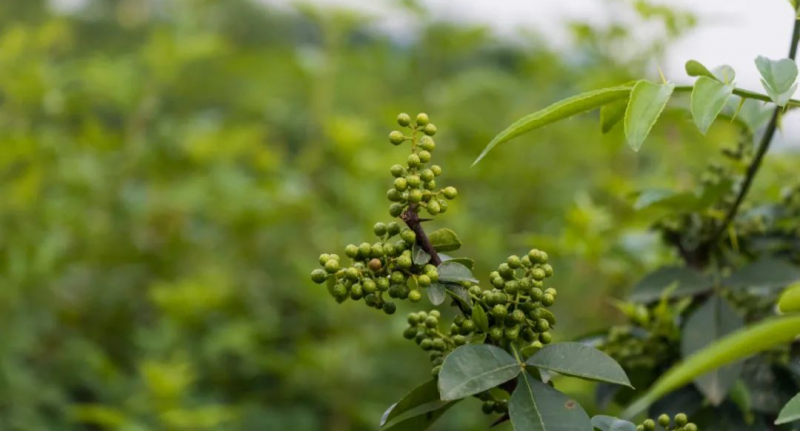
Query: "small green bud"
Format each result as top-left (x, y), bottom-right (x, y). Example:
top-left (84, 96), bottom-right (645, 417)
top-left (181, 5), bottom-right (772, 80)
top-left (383, 302), bottom-right (397, 315)
top-left (427, 270), bottom-right (439, 283)
top-left (416, 113), bottom-right (430, 126)
top-left (408, 289), bottom-right (422, 302)
top-left (511, 309), bottom-right (526, 323)
top-left (420, 136), bottom-right (436, 151)
top-left (324, 259), bottom-right (340, 273)
top-left (493, 291), bottom-right (508, 304)
top-left (542, 293), bottom-right (555, 307)
top-left (389, 203), bottom-right (405, 217)
top-left (390, 164), bottom-right (405, 177)
top-left (636, 426), bottom-right (644, 431)
top-left (418, 150), bottom-right (432, 163)
top-left (407, 153), bottom-right (421, 167)
top-left (544, 287), bottom-right (557, 297)
top-left (389, 130), bottom-right (405, 145)
top-left (658, 414), bottom-right (670, 427)
top-left (504, 326), bottom-right (520, 341)
top-left (311, 269), bottom-right (327, 284)
top-left (528, 249), bottom-right (548, 264)
top-left (401, 229), bottom-right (416, 244)
top-left (521, 255), bottom-right (532, 267)
top-left (423, 123), bottom-right (437, 136)
top-left (431, 165), bottom-right (442, 176)
top-left (394, 177), bottom-right (408, 191)
top-left (418, 274), bottom-right (432, 287)
top-left (504, 280), bottom-right (519, 295)
top-left (442, 186), bottom-right (457, 200)
top-left (531, 268), bottom-right (546, 281)
top-left (397, 113), bottom-right (412, 127)
top-left (387, 222), bottom-right (401, 236)
top-left (491, 277), bottom-right (505, 289)
top-left (332, 283), bottom-right (348, 298)
top-left (408, 313), bottom-right (420, 325)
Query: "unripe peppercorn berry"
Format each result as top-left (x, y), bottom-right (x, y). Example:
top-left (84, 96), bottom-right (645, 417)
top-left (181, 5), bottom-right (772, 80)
top-left (490, 327), bottom-right (504, 342)
top-left (684, 424), bottom-right (697, 431)
top-left (408, 290), bottom-right (422, 302)
top-left (311, 269), bottom-right (327, 284)
top-left (505, 326), bottom-right (520, 341)
top-left (391, 164), bottom-right (405, 177)
top-left (674, 413), bottom-right (687, 427)
top-left (539, 331), bottom-right (552, 344)
top-left (377, 277), bottom-right (390, 291)
top-left (418, 274), bottom-right (431, 287)
top-left (432, 339), bottom-right (445, 350)
top-left (389, 131), bottom-right (405, 145)
top-left (542, 293), bottom-right (555, 306)
top-left (387, 222), bottom-right (401, 236)
top-left (407, 154), bottom-right (421, 167)
top-left (431, 165), bottom-right (442, 176)
top-left (387, 188), bottom-right (403, 202)
top-left (542, 264), bottom-right (554, 277)
top-left (531, 268), bottom-right (546, 281)
top-left (397, 255), bottom-right (412, 269)
top-left (391, 271), bottom-right (405, 284)
top-left (423, 123), bottom-right (437, 136)
top-left (401, 229), bottom-right (416, 244)
top-left (420, 136), bottom-right (436, 151)
top-left (430, 310), bottom-right (441, 318)
top-left (416, 113), bottom-right (430, 126)
top-left (642, 420), bottom-right (655, 431)
top-left (418, 150), bottom-right (432, 163)
top-left (492, 304), bottom-right (508, 318)
top-left (443, 186), bottom-right (457, 199)
top-left (420, 169), bottom-right (434, 182)
top-left (425, 316), bottom-right (438, 328)
top-left (383, 302), bottom-right (397, 315)
top-left (427, 200), bottom-right (440, 215)
top-left (357, 243), bottom-right (371, 259)
top-left (407, 175), bottom-right (421, 188)
top-left (499, 263), bottom-right (514, 280)
top-left (373, 222), bottom-right (387, 236)
top-left (507, 255), bottom-right (521, 269)
top-left (324, 259), bottom-right (340, 273)
top-left (363, 279), bottom-right (377, 294)
top-left (394, 177), bottom-right (408, 191)
top-left (345, 267), bottom-right (359, 281)
top-left (319, 254), bottom-right (330, 265)
top-left (409, 189), bottom-right (423, 203)
top-left (453, 335), bottom-right (466, 345)
top-left (511, 309), bottom-right (526, 323)
top-left (345, 244), bottom-right (358, 258)
top-left (424, 180), bottom-right (436, 190)
top-left (420, 339), bottom-right (432, 350)
top-left (658, 414), bottom-right (670, 427)
top-left (389, 203), bottom-right (405, 217)
top-left (461, 320), bottom-right (475, 333)
top-left (536, 318), bottom-right (550, 332)
top-left (397, 113), bottom-right (411, 127)
top-left (350, 283), bottom-right (363, 300)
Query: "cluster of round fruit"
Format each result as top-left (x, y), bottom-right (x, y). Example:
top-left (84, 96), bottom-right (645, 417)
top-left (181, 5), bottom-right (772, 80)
top-left (600, 305), bottom-right (680, 371)
top-left (310, 221), bottom-right (439, 314)
top-left (477, 249), bottom-right (558, 346)
top-left (402, 310), bottom-right (469, 377)
top-left (638, 413), bottom-right (697, 431)
top-left (387, 112), bottom-right (457, 218)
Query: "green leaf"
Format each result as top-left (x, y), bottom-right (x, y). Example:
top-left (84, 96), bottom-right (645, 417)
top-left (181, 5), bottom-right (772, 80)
top-left (712, 65), bottom-right (736, 84)
top-left (629, 266), bottom-right (713, 303)
top-left (437, 261), bottom-right (479, 284)
top-left (428, 229), bottom-right (461, 252)
top-left (526, 342), bottom-right (632, 388)
top-left (685, 60), bottom-right (716, 79)
top-left (776, 392), bottom-right (800, 425)
top-left (472, 304), bottom-right (490, 333)
top-left (445, 283), bottom-right (472, 308)
top-left (590, 416), bottom-right (637, 431)
top-left (381, 380), bottom-right (443, 427)
top-left (474, 85), bottom-right (633, 165)
top-left (778, 283), bottom-right (800, 313)
top-left (427, 283), bottom-right (446, 306)
top-left (382, 401), bottom-right (458, 431)
top-left (680, 296), bottom-right (743, 405)
top-left (691, 77), bottom-right (733, 135)
top-left (755, 56), bottom-right (798, 106)
top-left (624, 80), bottom-right (675, 151)
top-left (600, 99), bottom-right (628, 133)
top-left (412, 244), bottom-right (431, 266)
top-left (509, 372), bottom-right (592, 431)
top-left (622, 314), bottom-right (800, 418)
top-left (632, 189), bottom-right (701, 212)
top-left (724, 257), bottom-right (800, 290)
top-left (438, 344), bottom-right (521, 401)
top-left (439, 254), bottom-right (474, 270)
top-left (470, 333), bottom-right (487, 344)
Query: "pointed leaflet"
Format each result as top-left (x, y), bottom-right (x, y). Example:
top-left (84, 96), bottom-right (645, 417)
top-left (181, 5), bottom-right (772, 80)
top-left (776, 392), bottom-right (800, 425)
top-left (723, 257), bottom-right (800, 290)
top-left (691, 77), bottom-right (733, 135)
top-left (428, 229), bottom-right (461, 252)
top-left (509, 372), bottom-right (592, 431)
top-left (427, 283), bottom-right (446, 306)
top-left (471, 304), bottom-right (490, 333)
top-left (681, 296), bottom-right (743, 405)
top-left (600, 99), bottom-right (628, 133)
top-left (624, 80), bottom-right (675, 151)
top-left (712, 65), bottom-right (736, 84)
top-left (778, 283), bottom-right (800, 313)
top-left (438, 344), bottom-right (520, 401)
top-left (623, 314), bottom-right (800, 418)
top-left (437, 261), bottom-right (479, 284)
top-left (381, 380), bottom-right (447, 427)
top-left (474, 85), bottom-right (632, 165)
top-left (412, 244), bottom-right (431, 265)
top-left (591, 416), bottom-right (637, 431)
top-left (755, 56), bottom-right (798, 106)
top-left (526, 342), bottom-right (632, 387)
top-left (685, 60), bottom-right (716, 79)
top-left (439, 253), bottom-right (474, 270)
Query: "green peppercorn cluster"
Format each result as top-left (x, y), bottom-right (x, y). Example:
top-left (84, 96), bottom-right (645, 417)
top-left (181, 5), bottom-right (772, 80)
top-left (601, 307), bottom-right (680, 370)
top-left (387, 113), bottom-right (457, 218)
top-left (402, 309), bottom-right (471, 377)
top-left (310, 221), bottom-right (443, 313)
top-left (636, 413), bottom-right (697, 431)
top-left (476, 249), bottom-right (558, 346)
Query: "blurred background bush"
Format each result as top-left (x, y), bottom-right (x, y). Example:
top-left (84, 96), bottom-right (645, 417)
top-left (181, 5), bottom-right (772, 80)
top-left (1, 0), bottom-right (798, 430)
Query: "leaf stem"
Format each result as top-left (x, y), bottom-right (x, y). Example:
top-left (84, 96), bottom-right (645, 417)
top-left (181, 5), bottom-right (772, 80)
top-left (672, 85), bottom-right (800, 107)
top-left (708, 10), bottom-right (800, 244)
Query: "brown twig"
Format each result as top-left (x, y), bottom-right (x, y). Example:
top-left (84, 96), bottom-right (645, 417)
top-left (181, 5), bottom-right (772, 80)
top-left (401, 204), bottom-right (442, 266)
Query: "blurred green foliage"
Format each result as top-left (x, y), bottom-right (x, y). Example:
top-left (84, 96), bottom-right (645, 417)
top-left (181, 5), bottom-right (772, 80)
top-left (1, 0), bottom-right (798, 430)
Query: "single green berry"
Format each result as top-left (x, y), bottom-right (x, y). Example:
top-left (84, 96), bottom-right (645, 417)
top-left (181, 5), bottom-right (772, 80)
top-left (430, 310), bottom-right (441, 318)
top-left (350, 283), bottom-right (364, 300)
top-left (383, 302), bottom-right (397, 315)
top-left (407, 153), bottom-right (421, 167)
top-left (431, 165), bottom-right (442, 176)
top-left (390, 164), bottom-right (405, 177)
top-left (542, 263), bottom-right (554, 277)
top-left (408, 313), bottom-right (420, 325)
top-left (355, 243), bottom-right (370, 260)
top-left (492, 304), bottom-right (508, 318)
top-left (363, 279), bottom-right (377, 294)
top-left (521, 255), bottom-right (532, 267)
top-left (332, 283), bottom-right (348, 298)
top-left (319, 254), bottom-right (331, 265)
top-left (416, 113), bottom-right (430, 126)
top-left (442, 186), bottom-right (457, 199)
top-left (403, 326), bottom-right (417, 339)
top-left (389, 130), bottom-right (405, 145)
top-left (453, 334), bottom-right (466, 345)
top-left (432, 339), bottom-right (446, 350)
top-left (311, 269), bottom-right (327, 284)
top-left (398, 255), bottom-right (412, 269)
top-left (658, 414), bottom-right (670, 427)
top-left (418, 274), bottom-right (431, 287)
top-left (511, 309), bottom-right (526, 323)
top-left (536, 318), bottom-right (550, 332)
top-left (684, 424), bottom-right (697, 431)
top-left (493, 291), bottom-right (508, 304)
top-left (401, 229), bottom-right (416, 244)
top-left (409, 189), bottom-right (423, 204)
top-left (507, 255), bottom-right (521, 269)
top-left (504, 280), bottom-right (519, 295)
top-left (377, 277), bottom-right (390, 291)
top-left (642, 419), bottom-right (655, 431)
top-left (498, 263), bottom-right (514, 280)
top-left (636, 426), bottom-right (644, 431)
top-left (408, 290), bottom-right (422, 302)
top-left (370, 243), bottom-right (384, 257)
top-left (539, 331), bottom-right (552, 344)
top-left (387, 221), bottom-right (401, 236)
top-left (504, 326), bottom-right (520, 341)
top-left (397, 112), bottom-right (411, 127)
top-left (391, 271), bottom-right (406, 284)
top-left (420, 169), bottom-right (435, 182)
top-left (425, 316), bottom-right (438, 328)
top-left (490, 327), bottom-right (504, 342)
top-left (389, 203), bottom-right (405, 217)
top-left (423, 180), bottom-right (436, 190)
top-left (345, 267), bottom-right (359, 281)
top-left (674, 413), bottom-right (687, 427)
top-left (394, 177), bottom-right (408, 191)
top-left (522, 328), bottom-right (536, 342)
top-left (406, 174), bottom-right (421, 188)
top-left (542, 293), bottom-right (555, 307)
top-left (531, 268), bottom-right (546, 281)
top-left (373, 222), bottom-right (387, 237)
top-left (528, 249), bottom-right (548, 264)
top-left (418, 150), bottom-right (432, 163)
top-left (420, 136), bottom-right (436, 151)
top-left (544, 287), bottom-right (557, 297)
top-left (420, 338), bottom-right (433, 351)
top-left (461, 320), bottom-right (475, 333)
top-left (344, 244), bottom-right (359, 258)
top-left (423, 123), bottom-right (437, 136)
top-left (491, 277), bottom-right (505, 289)
top-left (427, 200), bottom-right (440, 215)
top-left (387, 188), bottom-right (403, 202)
top-left (324, 259), bottom-right (340, 273)
top-left (426, 269), bottom-right (439, 283)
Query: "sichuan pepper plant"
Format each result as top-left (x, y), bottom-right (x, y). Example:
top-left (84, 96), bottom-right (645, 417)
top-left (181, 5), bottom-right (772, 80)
top-left (308, 114), bottom-right (692, 430)
top-left (475, 1), bottom-right (800, 429)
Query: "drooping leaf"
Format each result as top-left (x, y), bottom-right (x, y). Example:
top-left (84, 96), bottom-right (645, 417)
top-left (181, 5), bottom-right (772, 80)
top-left (624, 80), bottom-right (675, 151)
top-left (590, 415), bottom-right (637, 431)
top-left (526, 342), bottom-right (632, 388)
top-left (472, 304), bottom-right (490, 333)
top-left (427, 283), bottom-right (446, 306)
top-left (508, 372), bottom-right (592, 431)
top-left (437, 261), bottom-right (479, 284)
top-left (600, 99), bottom-right (628, 133)
top-left (775, 392), bottom-right (800, 425)
top-left (445, 283), bottom-right (472, 308)
top-left (438, 345), bottom-right (521, 401)
top-left (439, 254), bottom-right (474, 270)
top-left (474, 85), bottom-right (633, 165)
top-left (412, 244), bottom-right (431, 265)
top-left (778, 282), bottom-right (800, 313)
top-left (428, 229), bottom-right (462, 252)
top-left (691, 77), bottom-right (734, 135)
top-left (381, 380), bottom-right (444, 427)
top-left (680, 295), bottom-right (743, 405)
top-left (623, 314), bottom-right (800, 418)
top-left (724, 257), bottom-right (800, 290)
top-left (755, 56), bottom-right (798, 106)
top-left (629, 266), bottom-right (713, 303)
top-left (685, 60), bottom-right (716, 79)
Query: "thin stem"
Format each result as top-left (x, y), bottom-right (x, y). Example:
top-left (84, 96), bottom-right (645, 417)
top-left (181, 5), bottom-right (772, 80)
top-left (709, 10), bottom-right (800, 244)
top-left (673, 85), bottom-right (800, 108)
